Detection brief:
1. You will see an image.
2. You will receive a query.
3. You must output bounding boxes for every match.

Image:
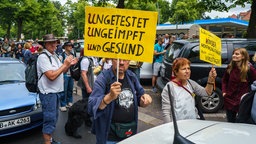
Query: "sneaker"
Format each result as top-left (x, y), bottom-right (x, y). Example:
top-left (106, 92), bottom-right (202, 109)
top-left (67, 102), bottom-right (73, 107)
top-left (51, 139), bottom-right (61, 144)
top-left (59, 106), bottom-right (67, 112)
top-left (151, 87), bottom-right (157, 93)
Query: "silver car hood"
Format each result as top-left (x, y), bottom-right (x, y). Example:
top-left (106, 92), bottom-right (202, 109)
top-left (118, 119), bottom-right (256, 144)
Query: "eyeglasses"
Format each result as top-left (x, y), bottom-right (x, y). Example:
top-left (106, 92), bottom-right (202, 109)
top-left (112, 59), bottom-right (129, 62)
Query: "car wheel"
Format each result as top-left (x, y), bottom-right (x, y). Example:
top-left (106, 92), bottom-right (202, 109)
top-left (196, 88), bottom-right (223, 113)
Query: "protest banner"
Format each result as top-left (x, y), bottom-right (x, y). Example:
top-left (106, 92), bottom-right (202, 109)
top-left (84, 6), bottom-right (158, 63)
top-left (199, 28), bottom-right (222, 66)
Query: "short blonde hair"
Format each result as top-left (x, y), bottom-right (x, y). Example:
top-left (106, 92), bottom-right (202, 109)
top-left (24, 42), bottom-right (31, 50)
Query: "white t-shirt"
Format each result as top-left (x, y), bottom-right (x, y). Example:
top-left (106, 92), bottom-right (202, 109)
top-left (37, 50), bottom-right (64, 94)
top-left (81, 57), bottom-right (90, 71)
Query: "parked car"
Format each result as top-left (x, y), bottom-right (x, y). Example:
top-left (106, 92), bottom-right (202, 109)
top-left (118, 119), bottom-right (256, 144)
top-left (140, 62), bottom-right (153, 80)
top-left (157, 38), bottom-right (256, 113)
top-left (0, 57), bottom-right (43, 137)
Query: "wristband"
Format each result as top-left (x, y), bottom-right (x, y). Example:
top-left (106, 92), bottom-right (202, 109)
top-left (207, 82), bottom-right (214, 85)
top-left (102, 97), bottom-right (108, 105)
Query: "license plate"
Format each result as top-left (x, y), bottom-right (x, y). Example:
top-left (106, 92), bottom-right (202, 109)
top-left (0, 117), bottom-right (31, 130)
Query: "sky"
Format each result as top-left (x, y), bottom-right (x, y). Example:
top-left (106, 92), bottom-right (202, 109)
top-left (58, 0), bottom-right (251, 19)
top-left (205, 4), bottom-right (251, 18)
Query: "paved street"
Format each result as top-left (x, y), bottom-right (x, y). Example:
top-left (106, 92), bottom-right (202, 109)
top-left (0, 84), bottom-right (226, 144)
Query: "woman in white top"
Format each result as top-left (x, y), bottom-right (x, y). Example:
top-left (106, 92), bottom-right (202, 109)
top-left (161, 58), bottom-right (216, 123)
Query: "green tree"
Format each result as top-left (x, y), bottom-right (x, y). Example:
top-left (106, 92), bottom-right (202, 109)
top-left (0, 0), bottom-right (17, 39)
top-left (14, 0), bottom-right (40, 40)
top-left (170, 0), bottom-right (200, 24)
top-left (65, 0), bottom-right (91, 40)
top-left (0, 0), bottom-right (65, 40)
top-left (125, 0), bottom-right (156, 11)
top-left (156, 0), bottom-right (171, 24)
top-left (197, 0), bottom-right (256, 38)
top-left (170, 0), bottom-right (178, 17)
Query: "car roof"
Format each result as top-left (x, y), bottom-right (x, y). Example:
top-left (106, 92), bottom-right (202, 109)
top-left (173, 38), bottom-right (256, 48)
top-left (118, 119), bottom-right (256, 144)
top-left (174, 38), bottom-right (256, 43)
top-left (0, 57), bottom-right (23, 64)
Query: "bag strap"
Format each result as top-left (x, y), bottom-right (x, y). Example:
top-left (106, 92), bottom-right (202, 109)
top-left (172, 80), bottom-right (195, 97)
top-left (172, 79), bottom-right (205, 120)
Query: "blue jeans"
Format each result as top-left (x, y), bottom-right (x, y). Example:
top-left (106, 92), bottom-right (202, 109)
top-left (60, 75), bottom-right (74, 107)
top-left (39, 92), bottom-right (61, 134)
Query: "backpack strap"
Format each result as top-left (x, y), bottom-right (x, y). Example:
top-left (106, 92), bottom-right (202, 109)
top-left (41, 52), bottom-right (52, 64)
top-left (83, 56), bottom-right (93, 68)
top-left (61, 52), bottom-right (66, 63)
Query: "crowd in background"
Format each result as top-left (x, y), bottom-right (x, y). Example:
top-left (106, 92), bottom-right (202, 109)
top-left (0, 37), bottom-right (43, 64)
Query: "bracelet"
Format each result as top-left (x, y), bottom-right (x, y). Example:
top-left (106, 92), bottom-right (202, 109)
top-left (207, 82), bottom-right (214, 85)
top-left (102, 97), bottom-right (108, 105)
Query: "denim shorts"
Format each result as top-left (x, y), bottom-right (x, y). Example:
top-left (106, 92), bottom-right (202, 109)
top-left (39, 92), bottom-right (62, 134)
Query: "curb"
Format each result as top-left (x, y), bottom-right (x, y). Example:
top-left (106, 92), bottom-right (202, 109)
top-left (138, 112), bottom-right (164, 126)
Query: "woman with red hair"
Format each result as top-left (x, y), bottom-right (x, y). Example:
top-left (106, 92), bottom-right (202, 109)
top-left (161, 58), bottom-right (216, 123)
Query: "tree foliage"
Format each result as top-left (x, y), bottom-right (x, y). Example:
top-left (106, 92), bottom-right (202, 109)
top-left (0, 0), bottom-right (65, 40)
top-left (0, 0), bottom-right (254, 40)
top-left (169, 0), bottom-right (200, 24)
top-left (157, 0), bottom-right (171, 24)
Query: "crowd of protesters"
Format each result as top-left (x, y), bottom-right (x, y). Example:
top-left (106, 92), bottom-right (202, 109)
top-left (0, 37), bottom-right (43, 63)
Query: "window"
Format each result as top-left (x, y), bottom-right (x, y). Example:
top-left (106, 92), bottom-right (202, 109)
top-left (187, 45), bottom-right (202, 63)
top-left (165, 43), bottom-right (183, 62)
top-left (0, 63), bottom-right (25, 82)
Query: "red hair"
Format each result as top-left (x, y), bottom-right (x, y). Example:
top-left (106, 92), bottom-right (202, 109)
top-left (171, 58), bottom-right (191, 79)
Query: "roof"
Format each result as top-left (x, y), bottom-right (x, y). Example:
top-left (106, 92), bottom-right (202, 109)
top-left (157, 18), bottom-right (248, 30)
top-left (193, 18), bottom-right (248, 26)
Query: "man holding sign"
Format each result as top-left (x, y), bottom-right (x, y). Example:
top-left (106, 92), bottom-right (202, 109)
top-left (88, 58), bottom-right (152, 143)
top-left (85, 6), bottom-right (157, 144)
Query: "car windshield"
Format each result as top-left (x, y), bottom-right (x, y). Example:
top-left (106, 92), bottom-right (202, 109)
top-left (165, 43), bottom-right (183, 62)
top-left (0, 63), bottom-right (25, 83)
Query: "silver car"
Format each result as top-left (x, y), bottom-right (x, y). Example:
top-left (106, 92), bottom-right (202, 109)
top-left (119, 119), bottom-right (256, 144)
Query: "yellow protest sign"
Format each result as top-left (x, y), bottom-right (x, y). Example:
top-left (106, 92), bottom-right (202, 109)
top-left (84, 6), bottom-right (158, 63)
top-left (199, 28), bottom-right (222, 66)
